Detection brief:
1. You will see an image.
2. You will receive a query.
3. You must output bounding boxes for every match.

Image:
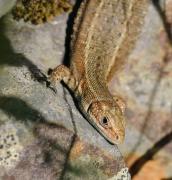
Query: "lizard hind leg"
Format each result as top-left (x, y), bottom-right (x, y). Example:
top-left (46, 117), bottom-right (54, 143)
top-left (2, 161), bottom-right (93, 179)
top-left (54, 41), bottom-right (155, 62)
top-left (48, 64), bottom-right (77, 91)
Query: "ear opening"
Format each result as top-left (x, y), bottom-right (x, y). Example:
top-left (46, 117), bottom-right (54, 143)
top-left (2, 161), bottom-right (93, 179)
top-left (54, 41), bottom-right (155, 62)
top-left (87, 100), bottom-right (101, 114)
top-left (113, 95), bottom-right (126, 114)
top-left (87, 101), bottom-right (96, 113)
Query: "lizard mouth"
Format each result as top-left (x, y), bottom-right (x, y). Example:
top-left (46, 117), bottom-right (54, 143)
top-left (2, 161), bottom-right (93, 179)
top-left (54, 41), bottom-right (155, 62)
top-left (91, 121), bottom-right (124, 144)
top-left (100, 131), bottom-right (122, 144)
top-left (100, 130), bottom-right (123, 145)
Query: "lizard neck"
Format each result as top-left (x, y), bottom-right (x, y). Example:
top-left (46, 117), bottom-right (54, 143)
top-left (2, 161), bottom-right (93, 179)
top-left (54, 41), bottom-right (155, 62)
top-left (77, 78), bottom-right (114, 112)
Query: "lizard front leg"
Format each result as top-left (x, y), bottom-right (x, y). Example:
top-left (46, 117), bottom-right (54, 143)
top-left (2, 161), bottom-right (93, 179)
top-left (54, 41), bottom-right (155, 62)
top-left (48, 65), bottom-right (77, 91)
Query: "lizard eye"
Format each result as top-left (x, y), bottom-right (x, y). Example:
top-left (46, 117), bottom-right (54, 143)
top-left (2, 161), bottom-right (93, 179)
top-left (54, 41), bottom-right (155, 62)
top-left (100, 117), bottom-right (109, 127)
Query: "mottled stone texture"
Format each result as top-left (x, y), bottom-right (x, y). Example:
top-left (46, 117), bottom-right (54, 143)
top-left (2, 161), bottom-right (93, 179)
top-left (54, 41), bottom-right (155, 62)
top-left (1, 0), bottom-right (172, 179)
top-left (0, 1), bottom-right (129, 180)
top-left (108, 0), bottom-right (172, 179)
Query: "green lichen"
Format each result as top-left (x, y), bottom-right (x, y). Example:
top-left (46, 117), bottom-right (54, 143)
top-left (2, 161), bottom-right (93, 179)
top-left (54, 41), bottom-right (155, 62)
top-left (12, 0), bottom-right (72, 24)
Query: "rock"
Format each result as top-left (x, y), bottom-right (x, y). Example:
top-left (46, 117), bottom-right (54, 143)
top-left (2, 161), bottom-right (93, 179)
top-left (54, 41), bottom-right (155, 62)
top-left (108, 1), bottom-right (172, 179)
top-left (0, 4), bottom-right (129, 180)
top-left (0, 0), bottom-right (16, 17)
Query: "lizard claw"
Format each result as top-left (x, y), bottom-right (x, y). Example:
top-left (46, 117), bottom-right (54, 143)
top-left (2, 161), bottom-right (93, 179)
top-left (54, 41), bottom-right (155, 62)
top-left (47, 68), bottom-right (53, 76)
top-left (46, 80), bottom-right (57, 94)
top-left (47, 68), bottom-right (57, 94)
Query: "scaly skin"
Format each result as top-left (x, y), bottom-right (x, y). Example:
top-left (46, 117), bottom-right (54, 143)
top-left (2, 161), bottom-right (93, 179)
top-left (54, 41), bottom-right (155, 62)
top-left (49, 0), bottom-right (148, 144)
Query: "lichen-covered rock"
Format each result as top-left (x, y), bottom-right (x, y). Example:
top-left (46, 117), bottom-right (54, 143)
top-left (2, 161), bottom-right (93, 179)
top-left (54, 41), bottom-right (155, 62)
top-left (0, 123), bottom-right (23, 169)
top-left (108, 168), bottom-right (131, 180)
top-left (2, 0), bottom-right (171, 179)
top-left (0, 3), bottom-right (128, 179)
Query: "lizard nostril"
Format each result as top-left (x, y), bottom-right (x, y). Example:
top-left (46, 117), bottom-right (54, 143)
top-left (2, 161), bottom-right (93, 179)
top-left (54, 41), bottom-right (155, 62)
top-left (116, 134), bottom-right (119, 140)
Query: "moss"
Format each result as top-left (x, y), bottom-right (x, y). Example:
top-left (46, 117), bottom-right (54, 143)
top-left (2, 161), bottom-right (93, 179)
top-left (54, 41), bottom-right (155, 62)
top-left (12, 0), bottom-right (72, 24)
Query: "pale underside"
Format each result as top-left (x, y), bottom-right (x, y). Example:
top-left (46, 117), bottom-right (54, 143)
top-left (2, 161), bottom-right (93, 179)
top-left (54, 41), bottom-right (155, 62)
top-left (70, 0), bottom-right (148, 101)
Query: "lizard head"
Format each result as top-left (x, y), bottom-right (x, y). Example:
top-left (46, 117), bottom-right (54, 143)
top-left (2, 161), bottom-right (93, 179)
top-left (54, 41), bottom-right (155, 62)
top-left (87, 99), bottom-right (126, 144)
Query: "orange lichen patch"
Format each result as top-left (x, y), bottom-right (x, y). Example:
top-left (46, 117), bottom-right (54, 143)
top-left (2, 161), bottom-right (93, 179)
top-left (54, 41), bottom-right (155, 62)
top-left (69, 140), bottom-right (85, 159)
top-left (126, 154), bottom-right (166, 180)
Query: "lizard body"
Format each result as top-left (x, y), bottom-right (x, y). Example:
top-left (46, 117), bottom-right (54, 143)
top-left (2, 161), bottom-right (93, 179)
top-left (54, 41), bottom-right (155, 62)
top-left (49, 0), bottom-right (148, 144)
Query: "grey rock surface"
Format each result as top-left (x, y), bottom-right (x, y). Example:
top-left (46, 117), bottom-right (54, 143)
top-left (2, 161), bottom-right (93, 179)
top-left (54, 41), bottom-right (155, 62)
top-left (0, 0), bottom-right (16, 17)
top-left (0, 4), bottom-right (129, 180)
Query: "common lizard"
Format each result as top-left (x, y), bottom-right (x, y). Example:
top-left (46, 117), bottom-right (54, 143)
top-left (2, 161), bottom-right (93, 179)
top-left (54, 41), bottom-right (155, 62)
top-left (49, 0), bottom-right (148, 144)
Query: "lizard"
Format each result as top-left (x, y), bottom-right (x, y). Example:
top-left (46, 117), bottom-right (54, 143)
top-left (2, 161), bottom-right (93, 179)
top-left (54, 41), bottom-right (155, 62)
top-left (49, 0), bottom-right (148, 144)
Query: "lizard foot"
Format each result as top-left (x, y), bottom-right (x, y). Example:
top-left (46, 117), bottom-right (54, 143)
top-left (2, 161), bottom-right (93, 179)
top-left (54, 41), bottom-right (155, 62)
top-left (48, 64), bottom-right (77, 91)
